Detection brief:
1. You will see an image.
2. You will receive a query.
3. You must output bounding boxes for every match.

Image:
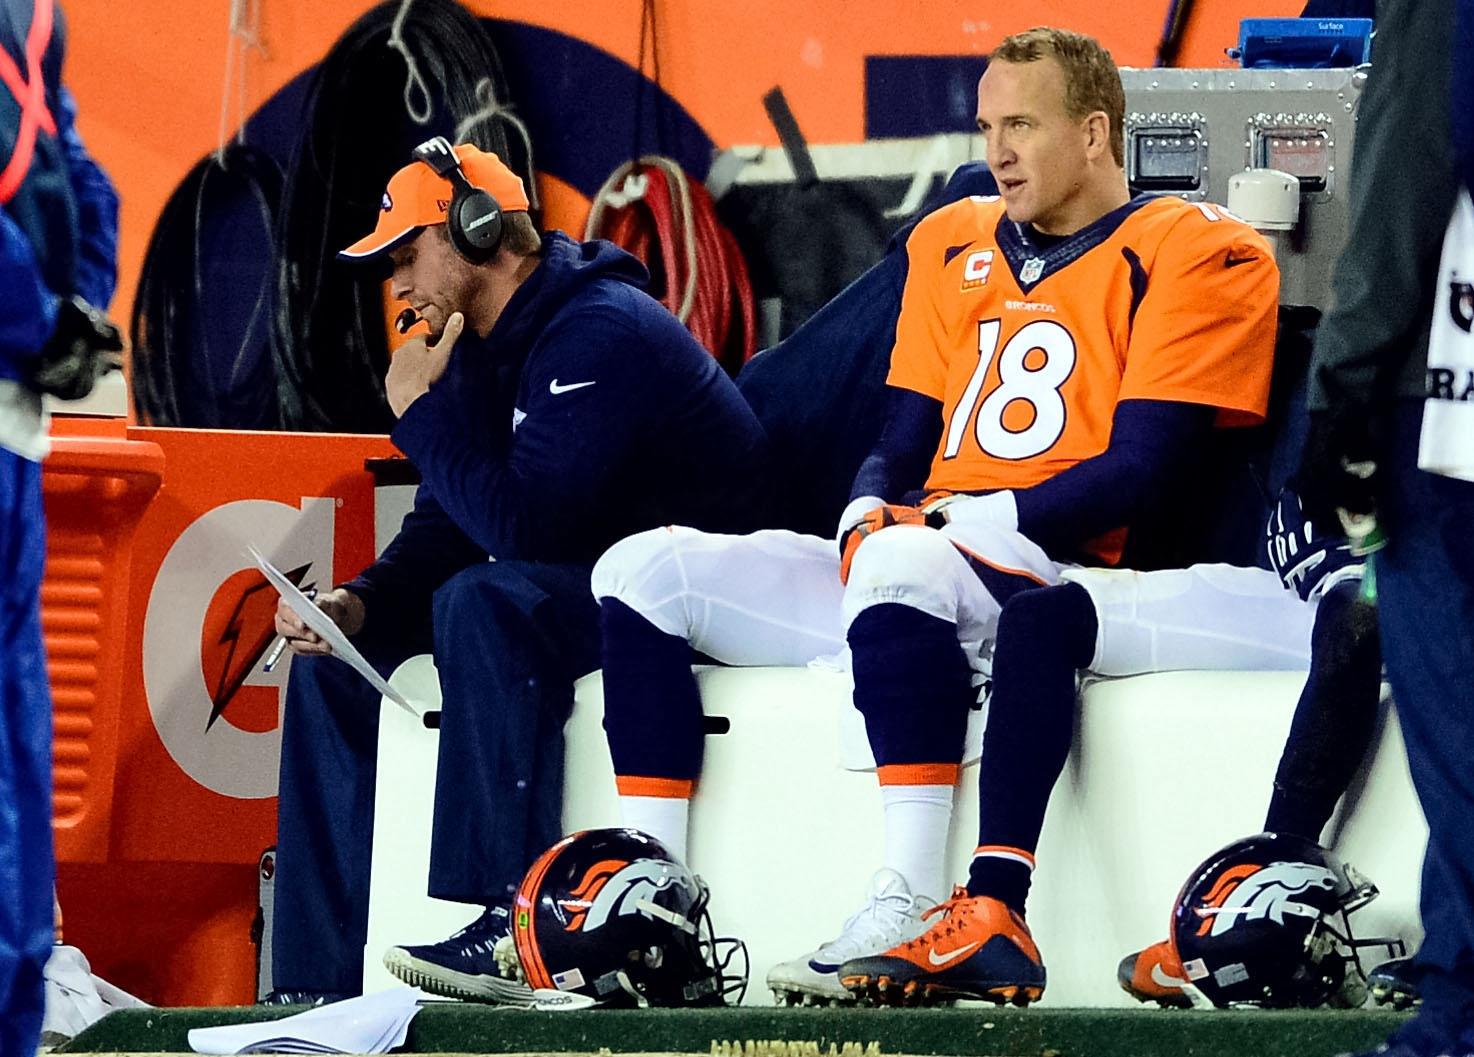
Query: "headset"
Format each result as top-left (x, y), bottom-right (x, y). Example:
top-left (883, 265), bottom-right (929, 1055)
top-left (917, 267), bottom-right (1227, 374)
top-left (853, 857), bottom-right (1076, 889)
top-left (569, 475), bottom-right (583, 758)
top-left (412, 135), bottom-right (503, 263)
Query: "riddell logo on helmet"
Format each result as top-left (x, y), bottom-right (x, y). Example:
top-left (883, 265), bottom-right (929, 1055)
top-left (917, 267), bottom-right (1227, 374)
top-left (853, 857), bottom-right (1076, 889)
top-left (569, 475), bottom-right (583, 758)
top-left (1192, 861), bottom-right (1338, 937)
top-left (559, 858), bottom-right (683, 933)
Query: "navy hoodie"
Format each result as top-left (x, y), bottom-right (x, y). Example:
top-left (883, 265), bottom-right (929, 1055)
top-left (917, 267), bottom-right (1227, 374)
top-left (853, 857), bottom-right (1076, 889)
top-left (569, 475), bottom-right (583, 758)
top-left (346, 231), bottom-right (769, 622)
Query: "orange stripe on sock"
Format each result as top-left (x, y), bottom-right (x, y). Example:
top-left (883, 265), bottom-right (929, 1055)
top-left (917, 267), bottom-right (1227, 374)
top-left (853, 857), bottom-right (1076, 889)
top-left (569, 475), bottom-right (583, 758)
top-left (973, 844), bottom-right (1036, 869)
top-left (615, 775), bottom-right (694, 798)
top-left (877, 763), bottom-right (959, 786)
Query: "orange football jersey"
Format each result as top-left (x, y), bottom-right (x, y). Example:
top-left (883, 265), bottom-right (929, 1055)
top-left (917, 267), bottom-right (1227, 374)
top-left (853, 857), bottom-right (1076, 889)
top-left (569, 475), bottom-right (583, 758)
top-left (889, 194), bottom-right (1279, 505)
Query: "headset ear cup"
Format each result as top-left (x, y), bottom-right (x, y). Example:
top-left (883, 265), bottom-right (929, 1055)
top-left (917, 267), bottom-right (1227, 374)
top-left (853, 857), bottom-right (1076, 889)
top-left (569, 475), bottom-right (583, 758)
top-left (453, 189), bottom-right (503, 260)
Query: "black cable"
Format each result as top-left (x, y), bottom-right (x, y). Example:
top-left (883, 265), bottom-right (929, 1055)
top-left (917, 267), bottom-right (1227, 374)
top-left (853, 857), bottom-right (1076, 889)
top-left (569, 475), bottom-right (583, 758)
top-left (129, 143), bottom-right (283, 427)
top-left (272, 0), bottom-right (533, 432)
top-left (1155, 0), bottom-right (1197, 67)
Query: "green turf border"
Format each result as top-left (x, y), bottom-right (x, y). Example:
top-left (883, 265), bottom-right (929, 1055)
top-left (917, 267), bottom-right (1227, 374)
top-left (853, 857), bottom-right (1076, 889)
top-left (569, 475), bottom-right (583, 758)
top-left (61, 1005), bottom-right (1411, 1056)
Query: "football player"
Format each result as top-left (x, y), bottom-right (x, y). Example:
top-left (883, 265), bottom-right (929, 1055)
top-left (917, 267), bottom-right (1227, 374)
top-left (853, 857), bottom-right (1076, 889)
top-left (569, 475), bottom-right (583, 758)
top-left (591, 25), bottom-right (1279, 1004)
top-left (838, 489), bottom-right (1384, 1006)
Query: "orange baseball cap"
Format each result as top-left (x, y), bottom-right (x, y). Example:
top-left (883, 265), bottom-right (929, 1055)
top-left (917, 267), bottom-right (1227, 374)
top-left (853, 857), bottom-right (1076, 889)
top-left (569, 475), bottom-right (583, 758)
top-left (339, 143), bottom-right (532, 260)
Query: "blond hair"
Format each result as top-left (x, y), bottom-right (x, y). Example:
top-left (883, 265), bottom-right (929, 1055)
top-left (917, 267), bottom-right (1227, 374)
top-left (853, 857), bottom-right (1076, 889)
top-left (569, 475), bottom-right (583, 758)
top-left (992, 27), bottom-right (1125, 167)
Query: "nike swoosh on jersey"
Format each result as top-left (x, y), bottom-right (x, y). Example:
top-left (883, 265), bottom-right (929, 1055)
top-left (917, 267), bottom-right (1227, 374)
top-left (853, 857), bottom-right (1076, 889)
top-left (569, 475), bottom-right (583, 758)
top-left (1224, 253), bottom-right (1259, 268)
top-left (549, 379), bottom-right (597, 395)
top-left (1151, 963), bottom-right (1187, 989)
top-left (927, 941), bottom-right (981, 966)
top-left (944, 242), bottom-right (976, 266)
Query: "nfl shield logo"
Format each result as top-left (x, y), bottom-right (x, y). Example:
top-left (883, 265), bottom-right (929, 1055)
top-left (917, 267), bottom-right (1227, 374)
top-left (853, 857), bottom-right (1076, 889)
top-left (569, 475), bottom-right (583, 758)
top-left (1020, 257), bottom-right (1045, 284)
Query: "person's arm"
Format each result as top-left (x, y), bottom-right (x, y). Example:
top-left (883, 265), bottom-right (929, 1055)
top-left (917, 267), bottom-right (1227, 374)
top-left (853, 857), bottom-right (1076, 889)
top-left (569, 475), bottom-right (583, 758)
top-left (1299, 0), bottom-right (1457, 516)
top-left (939, 399), bottom-right (1215, 552)
top-left (0, 212), bottom-right (57, 381)
top-left (341, 482), bottom-right (488, 630)
top-left (52, 87), bottom-right (119, 311)
top-left (840, 210), bottom-right (956, 533)
top-left (390, 307), bottom-right (654, 561)
top-left (940, 208), bottom-right (1278, 552)
top-left (847, 386), bottom-right (943, 503)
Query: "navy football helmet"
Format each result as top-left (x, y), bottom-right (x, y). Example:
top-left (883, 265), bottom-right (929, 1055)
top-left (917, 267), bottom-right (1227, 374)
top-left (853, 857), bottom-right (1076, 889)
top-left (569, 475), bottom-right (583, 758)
top-left (1170, 832), bottom-right (1401, 1008)
top-left (512, 828), bottom-right (747, 1007)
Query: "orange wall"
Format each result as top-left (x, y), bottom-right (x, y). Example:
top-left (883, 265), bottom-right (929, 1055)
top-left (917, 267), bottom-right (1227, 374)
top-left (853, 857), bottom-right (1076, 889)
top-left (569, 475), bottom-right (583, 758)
top-left (63, 0), bottom-right (1298, 325)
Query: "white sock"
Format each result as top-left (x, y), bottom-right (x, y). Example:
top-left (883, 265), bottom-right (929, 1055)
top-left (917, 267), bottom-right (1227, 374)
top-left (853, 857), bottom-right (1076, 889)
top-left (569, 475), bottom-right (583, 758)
top-left (880, 784), bottom-right (953, 903)
top-left (620, 795), bottom-right (690, 863)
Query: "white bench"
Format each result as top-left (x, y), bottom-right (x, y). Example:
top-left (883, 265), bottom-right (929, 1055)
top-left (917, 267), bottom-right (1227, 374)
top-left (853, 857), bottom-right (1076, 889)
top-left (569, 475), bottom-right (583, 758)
top-left (363, 659), bottom-right (1426, 1006)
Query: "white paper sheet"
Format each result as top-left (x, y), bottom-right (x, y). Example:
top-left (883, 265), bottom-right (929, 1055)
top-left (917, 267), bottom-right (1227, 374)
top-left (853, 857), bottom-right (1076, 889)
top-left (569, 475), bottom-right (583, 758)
top-left (188, 987), bottom-right (425, 1055)
top-left (249, 546), bottom-right (417, 716)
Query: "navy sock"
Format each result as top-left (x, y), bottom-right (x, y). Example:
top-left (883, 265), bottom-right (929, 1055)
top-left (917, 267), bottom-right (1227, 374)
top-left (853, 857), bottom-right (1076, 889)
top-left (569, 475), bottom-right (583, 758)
top-left (848, 603), bottom-right (976, 773)
top-left (1264, 580), bottom-right (1382, 839)
top-left (967, 583), bottom-right (1097, 914)
top-left (599, 598), bottom-right (704, 785)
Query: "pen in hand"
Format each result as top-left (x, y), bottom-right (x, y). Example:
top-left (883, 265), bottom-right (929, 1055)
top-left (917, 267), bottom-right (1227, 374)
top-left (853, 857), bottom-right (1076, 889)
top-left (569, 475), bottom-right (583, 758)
top-left (262, 587), bottom-right (317, 673)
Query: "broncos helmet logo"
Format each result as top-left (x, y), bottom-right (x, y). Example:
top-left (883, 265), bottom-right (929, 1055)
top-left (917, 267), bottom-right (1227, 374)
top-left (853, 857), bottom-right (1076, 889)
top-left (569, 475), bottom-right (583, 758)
top-left (1194, 860), bottom-right (1338, 937)
top-left (558, 858), bottom-right (686, 934)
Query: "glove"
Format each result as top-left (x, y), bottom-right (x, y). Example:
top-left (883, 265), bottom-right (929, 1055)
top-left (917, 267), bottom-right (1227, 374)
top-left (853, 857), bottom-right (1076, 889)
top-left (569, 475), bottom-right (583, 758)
top-left (1295, 409), bottom-right (1380, 540)
top-left (29, 295), bottom-right (124, 401)
top-left (1265, 488), bottom-right (1364, 603)
top-left (838, 503), bottom-right (925, 585)
top-left (921, 489), bottom-right (1018, 531)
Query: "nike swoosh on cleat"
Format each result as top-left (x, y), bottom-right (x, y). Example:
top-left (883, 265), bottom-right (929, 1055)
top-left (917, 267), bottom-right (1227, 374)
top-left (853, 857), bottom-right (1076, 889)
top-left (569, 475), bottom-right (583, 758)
top-left (549, 379), bottom-right (597, 394)
top-left (807, 960), bottom-right (840, 974)
top-left (927, 941), bottom-right (981, 966)
top-left (1151, 963), bottom-right (1186, 988)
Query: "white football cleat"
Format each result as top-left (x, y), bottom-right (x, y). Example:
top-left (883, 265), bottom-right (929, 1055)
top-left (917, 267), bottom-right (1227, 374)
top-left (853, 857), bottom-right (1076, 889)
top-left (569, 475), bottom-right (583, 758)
top-left (767, 868), bottom-right (932, 1004)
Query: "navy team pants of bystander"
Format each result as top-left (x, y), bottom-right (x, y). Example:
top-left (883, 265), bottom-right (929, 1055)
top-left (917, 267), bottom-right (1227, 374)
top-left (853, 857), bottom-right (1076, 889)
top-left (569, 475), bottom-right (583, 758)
top-left (272, 560), bottom-right (599, 998)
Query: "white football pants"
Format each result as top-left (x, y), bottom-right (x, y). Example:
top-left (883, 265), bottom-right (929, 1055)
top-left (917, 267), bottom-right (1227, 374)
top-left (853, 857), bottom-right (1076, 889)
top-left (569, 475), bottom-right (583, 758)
top-left (592, 528), bottom-right (1318, 677)
top-left (590, 522), bottom-right (1060, 676)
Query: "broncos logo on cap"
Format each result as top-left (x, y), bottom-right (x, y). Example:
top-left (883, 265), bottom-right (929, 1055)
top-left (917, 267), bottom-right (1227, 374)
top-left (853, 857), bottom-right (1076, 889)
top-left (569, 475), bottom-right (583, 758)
top-left (1193, 860), bottom-right (1338, 938)
top-left (380, 191), bottom-right (392, 212)
top-left (558, 858), bottom-right (686, 933)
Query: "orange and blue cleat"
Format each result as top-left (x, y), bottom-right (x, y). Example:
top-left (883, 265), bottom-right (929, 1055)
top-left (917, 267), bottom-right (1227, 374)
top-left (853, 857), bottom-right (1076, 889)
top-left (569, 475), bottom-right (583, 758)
top-left (838, 888), bottom-right (1045, 1007)
top-left (1116, 938), bottom-right (1193, 1009)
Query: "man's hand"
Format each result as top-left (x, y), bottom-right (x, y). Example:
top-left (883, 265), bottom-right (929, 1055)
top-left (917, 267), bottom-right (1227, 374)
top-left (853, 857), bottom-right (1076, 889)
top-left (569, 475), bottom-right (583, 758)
top-left (274, 587), bottom-right (366, 657)
top-left (386, 311), bottom-right (463, 417)
top-left (29, 295), bottom-right (124, 401)
top-left (1296, 410), bottom-right (1380, 536)
top-left (1265, 488), bottom-right (1364, 603)
top-left (839, 504), bottom-right (926, 584)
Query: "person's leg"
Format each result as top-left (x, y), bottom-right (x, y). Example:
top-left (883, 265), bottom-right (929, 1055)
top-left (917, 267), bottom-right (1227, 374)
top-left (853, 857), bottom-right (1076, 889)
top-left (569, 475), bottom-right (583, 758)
top-left (820, 523), bottom-right (1056, 1007)
top-left (381, 561), bottom-right (601, 1002)
top-left (840, 580), bottom-right (1089, 1007)
top-left (592, 527), bottom-right (847, 859)
top-left (844, 522), bottom-right (1057, 906)
top-left (271, 619), bottom-right (425, 997)
top-left (0, 452), bottom-right (51, 1056)
top-left (1264, 578), bottom-right (1383, 839)
top-left (1372, 401), bottom-right (1474, 1052)
top-left (426, 560), bottom-right (603, 907)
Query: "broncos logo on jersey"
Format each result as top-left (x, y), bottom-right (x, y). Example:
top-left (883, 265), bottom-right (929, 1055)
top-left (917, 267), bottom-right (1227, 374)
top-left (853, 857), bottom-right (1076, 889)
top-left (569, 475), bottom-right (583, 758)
top-left (558, 858), bottom-right (689, 934)
top-left (1192, 860), bottom-right (1339, 938)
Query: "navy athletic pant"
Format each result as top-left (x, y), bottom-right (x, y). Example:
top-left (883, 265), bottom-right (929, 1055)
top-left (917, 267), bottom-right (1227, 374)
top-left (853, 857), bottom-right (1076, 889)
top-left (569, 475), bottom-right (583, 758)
top-left (1377, 400), bottom-right (1474, 1041)
top-left (0, 450), bottom-right (51, 1057)
top-left (272, 560), bottom-right (600, 995)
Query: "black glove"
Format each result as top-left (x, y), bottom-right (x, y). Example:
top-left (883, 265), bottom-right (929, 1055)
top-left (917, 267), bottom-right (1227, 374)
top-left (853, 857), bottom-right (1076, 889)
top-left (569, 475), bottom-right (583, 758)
top-left (1295, 409), bottom-right (1381, 536)
top-left (29, 295), bottom-right (124, 401)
